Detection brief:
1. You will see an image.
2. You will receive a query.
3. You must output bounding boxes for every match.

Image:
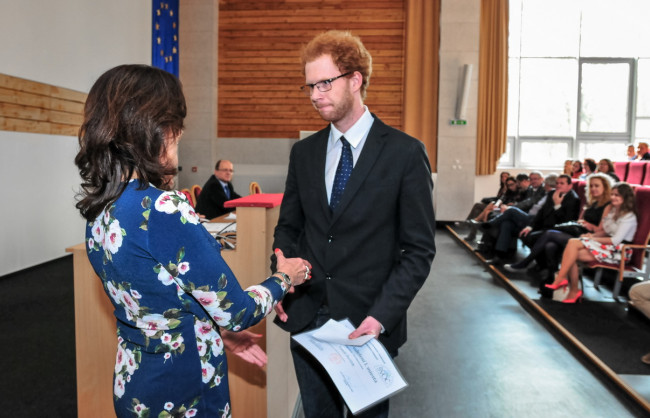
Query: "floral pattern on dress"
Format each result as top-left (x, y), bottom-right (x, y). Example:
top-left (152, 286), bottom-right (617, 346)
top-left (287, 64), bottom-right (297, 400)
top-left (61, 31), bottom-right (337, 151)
top-left (87, 204), bottom-right (126, 264)
top-left (85, 182), bottom-right (286, 416)
top-left (155, 191), bottom-right (200, 225)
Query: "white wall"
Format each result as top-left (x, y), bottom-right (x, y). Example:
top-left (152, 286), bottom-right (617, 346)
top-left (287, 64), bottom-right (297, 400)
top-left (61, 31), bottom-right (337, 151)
top-left (0, 0), bottom-right (151, 276)
top-left (436, 0), bottom-right (481, 221)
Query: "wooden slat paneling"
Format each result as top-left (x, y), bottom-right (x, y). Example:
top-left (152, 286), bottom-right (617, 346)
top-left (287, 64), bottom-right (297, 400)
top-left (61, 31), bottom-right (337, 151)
top-left (218, 0), bottom-right (405, 138)
top-left (0, 73), bottom-right (86, 137)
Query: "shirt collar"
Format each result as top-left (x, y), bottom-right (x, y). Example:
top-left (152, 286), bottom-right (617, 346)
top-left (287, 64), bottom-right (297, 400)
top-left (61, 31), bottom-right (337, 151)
top-left (329, 106), bottom-right (373, 149)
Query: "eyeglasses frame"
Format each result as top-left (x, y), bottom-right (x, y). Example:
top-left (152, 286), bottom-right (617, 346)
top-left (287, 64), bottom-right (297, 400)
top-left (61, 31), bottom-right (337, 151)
top-left (300, 71), bottom-right (353, 96)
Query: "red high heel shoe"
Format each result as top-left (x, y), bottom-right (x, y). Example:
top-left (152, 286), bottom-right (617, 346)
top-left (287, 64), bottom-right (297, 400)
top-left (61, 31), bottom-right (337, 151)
top-left (545, 279), bottom-right (568, 290)
top-left (562, 290), bottom-right (583, 304)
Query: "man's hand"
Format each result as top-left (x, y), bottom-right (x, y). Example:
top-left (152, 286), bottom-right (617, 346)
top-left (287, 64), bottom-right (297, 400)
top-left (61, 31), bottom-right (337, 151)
top-left (221, 329), bottom-right (267, 368)
top-left (348, 316), bottom-right (382, 340)
top-left (274, 300), bottom-right (288, 322)
top-left (519, 226), bottom-right (532, 237)
top-left (552, 189), bottom-right (565, 206)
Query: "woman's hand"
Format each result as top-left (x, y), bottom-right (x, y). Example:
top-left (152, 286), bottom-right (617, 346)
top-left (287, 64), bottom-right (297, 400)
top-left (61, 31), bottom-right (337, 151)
top-left (221, 329), bottom-right (267, 368)
top-left (274, 249), bottom-right (312, 287)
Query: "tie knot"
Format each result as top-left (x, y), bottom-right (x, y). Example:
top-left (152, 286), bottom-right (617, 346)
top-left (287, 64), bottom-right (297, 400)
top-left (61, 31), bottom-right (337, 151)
top-left (340, 136), bottom-right (350, 148)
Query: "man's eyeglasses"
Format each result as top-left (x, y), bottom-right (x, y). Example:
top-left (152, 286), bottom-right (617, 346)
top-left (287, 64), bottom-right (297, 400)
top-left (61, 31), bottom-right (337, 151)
top-left (300, 72), bottom-right (352, 96)
top-left (218, 169), bottom-right (234, 173)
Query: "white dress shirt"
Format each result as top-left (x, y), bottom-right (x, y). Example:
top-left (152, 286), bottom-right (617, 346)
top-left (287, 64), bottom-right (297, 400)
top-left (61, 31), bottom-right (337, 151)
top-left (325, 107), bottom-right (374, 203)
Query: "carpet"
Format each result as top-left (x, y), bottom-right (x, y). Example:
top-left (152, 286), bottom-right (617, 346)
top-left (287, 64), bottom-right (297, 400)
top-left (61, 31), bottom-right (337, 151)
top-left (0, 256), bottom-right (77, 417)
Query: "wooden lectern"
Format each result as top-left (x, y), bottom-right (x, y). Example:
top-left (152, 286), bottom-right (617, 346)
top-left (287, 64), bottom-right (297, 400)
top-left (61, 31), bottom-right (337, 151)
top-left (66, 193), bottom-right (298, 417)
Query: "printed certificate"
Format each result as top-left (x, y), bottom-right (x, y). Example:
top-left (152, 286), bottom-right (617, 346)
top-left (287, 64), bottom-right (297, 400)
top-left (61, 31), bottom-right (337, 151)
top-left (292, 319), bottom-right (408, 415)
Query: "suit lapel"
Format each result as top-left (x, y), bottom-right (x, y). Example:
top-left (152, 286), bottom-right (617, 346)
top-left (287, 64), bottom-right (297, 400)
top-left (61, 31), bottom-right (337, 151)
top-left (330, 117), bottom-right (387, 224)
top-left (308, 128), bottom-right (332, 219)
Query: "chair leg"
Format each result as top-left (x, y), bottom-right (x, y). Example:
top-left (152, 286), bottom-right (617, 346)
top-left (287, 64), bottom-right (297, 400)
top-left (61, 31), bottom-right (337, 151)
top-left (593, 268), bottom-right (603, 290)
top-left (613, 279), bottom-right (623, 302)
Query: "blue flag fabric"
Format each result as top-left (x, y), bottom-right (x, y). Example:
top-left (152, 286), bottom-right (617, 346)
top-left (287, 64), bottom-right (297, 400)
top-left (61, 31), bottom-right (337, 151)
top-left (152, 1), bottom-right (179, 77)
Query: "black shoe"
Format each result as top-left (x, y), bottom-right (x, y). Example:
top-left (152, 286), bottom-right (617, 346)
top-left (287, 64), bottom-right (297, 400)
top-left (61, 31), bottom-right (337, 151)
top-left (486, 256), bottom-right (504, 266)
top-left (503, 263), bottom-right (527, 273)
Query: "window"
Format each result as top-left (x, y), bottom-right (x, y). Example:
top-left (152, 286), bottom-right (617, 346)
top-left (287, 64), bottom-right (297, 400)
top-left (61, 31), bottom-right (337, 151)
top-left (506, 0), bottom-right (650, 167)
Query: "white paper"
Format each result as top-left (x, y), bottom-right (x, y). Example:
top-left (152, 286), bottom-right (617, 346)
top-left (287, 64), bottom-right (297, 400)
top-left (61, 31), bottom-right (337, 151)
top-left (312, 318), bottom-right (375, 346)
top-left (292, 319), bottom-right (408, 415)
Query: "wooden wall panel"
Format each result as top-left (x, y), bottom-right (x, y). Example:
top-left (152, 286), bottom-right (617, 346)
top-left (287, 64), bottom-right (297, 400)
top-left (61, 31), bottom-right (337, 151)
top-left (0, 74), bottom-right (86, 137)
top-left (218, 0), bottom-right (406, 138)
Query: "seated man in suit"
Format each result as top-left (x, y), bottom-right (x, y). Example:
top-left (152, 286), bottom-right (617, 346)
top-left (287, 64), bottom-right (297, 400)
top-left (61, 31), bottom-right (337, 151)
top-left (195, 160), bottom-right (241, 219)
top-left (638, 142), bottom-right (650, 160)
top-left (481, 174), bottom-right (579, 265)
top-left (513, 171), bottom-right (545, 213)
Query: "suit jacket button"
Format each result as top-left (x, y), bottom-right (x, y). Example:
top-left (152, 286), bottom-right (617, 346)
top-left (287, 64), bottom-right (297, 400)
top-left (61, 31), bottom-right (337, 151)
top-left (325, 274), bottom-right (331, 280)
top-left (328, 235), bottom-right (333, 243)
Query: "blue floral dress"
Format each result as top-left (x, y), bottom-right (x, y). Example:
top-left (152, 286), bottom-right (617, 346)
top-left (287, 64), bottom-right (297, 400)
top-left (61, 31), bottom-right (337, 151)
top-left (85, 181), bottom-right (288, 418)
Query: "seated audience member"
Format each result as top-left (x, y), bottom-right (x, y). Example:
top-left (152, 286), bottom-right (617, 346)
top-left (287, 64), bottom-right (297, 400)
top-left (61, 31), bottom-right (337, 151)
top-left (546, 182), bottom-right (637, 303)
top-left (465, 171), bottom-right (511, 241)
top-left (597, 158), bottom-right (620, 182)
top-left (479, 174), bottom-right (579, 264)
top-left (638, 142), bottom-right (650, 160)
top-left (629, 281), bottom-right (650, 320)
top-left (195, 160), bottom-right (242, 219)
top-left (515, 173), bottom-right (531, 201)
top-left (571, 160), bottom-right (583, 179)
top-left (627, 144), bottom-right (639, 161)
top-left (469, 176), bottom-right (520, 224)
top-left (512, 171), bottom-right (546, 214)
top-left (504, 173), bottom-right (613, 277)
top-left (580, 158), bottom-right (597, 180)
top-left (563, 159), bottom-right (573, 176)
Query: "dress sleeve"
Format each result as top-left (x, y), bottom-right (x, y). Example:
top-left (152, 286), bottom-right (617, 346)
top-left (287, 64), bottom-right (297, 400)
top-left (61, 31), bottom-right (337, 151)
top-left (610, 212), bottom-right (638, 246)
top-left (147, 190), bottom-right (289, 331)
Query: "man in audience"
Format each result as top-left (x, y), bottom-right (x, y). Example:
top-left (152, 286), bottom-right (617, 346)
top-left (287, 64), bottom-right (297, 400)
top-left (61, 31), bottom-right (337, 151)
top-left (195, 159), bottom-right (242, 219)
top-left (638, 142), bottom-right (650, 160)
top-left (512, 171), bottom-right (545, 213)
top-left (480, 174), bottom-right (579, 265)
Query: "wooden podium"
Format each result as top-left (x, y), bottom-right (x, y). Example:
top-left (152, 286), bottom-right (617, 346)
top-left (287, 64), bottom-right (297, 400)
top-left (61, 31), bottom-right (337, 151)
top-left (67, 193), bottom-right (298, 417)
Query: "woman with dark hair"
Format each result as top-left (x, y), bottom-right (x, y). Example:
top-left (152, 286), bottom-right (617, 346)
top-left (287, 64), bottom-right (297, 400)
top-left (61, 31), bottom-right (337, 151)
top-left (597, 158), bottom-right (620, 182)
top-left (504, 173), bottom-right (613, 274)
top-left (545, 182), bottom-right (637, 303)
top-left (464, 171), bottom-right (510, 241)
top-left (580, 158), bottom-right (597, 180)
top-left (75, 65), bottom-right (311, 417)
top-left (571, 160), bottom-right (583, 179)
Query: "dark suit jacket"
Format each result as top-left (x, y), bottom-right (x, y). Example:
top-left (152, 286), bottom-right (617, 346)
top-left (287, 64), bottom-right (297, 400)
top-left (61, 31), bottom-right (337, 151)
top-left (515, 186), bottom-right (546, 213)
top-left (194, 175), bottom-right (241, 219)
top-left (529, 189), bottom-right (580, 231)
top-left (272, 116), bottom-right (436, 352)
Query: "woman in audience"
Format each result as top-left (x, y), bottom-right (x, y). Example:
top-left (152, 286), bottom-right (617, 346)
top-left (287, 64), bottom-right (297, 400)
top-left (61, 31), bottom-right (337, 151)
top-left (571, 160), bottom-right (583, 179)
top-left (580, 158), bottom-right (597, 180)
top-left (545, 182), bottom-right (637, 303)
top-left (597, 158), bottom-right (620, 182)
top-left (470, 176), bottom-right (520, 223)
top-left (563, 159), bottom-right (574, 176)
top-left (74, 65), bottom-right (311, 416)
top-left (464, 172), bottom-right (511, 241)
top-left (504, 173), bottom-right (613, 274)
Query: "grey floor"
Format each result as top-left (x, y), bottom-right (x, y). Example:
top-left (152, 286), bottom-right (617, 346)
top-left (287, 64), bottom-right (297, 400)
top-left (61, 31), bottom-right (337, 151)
top-left (389, 228), bottom-right (639, 418)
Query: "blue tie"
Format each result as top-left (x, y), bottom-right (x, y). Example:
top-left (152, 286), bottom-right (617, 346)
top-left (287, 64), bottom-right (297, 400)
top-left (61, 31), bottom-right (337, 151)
top-left (330, 136), bottom-right (353, 211)
top-left (223, 184), bottom-right (231, 199)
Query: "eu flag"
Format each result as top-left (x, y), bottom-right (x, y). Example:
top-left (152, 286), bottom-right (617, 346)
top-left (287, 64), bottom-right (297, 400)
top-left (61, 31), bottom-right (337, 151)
top-left (152, 1), bottom-right (179, 77)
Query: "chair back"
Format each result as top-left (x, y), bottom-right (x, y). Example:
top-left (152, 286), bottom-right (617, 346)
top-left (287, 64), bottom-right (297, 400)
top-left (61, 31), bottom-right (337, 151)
top-left (643, 162), bottom-right (650, 186)
top-left (614, 161), bottom-right (629, 181)
top-left (191, 184), bottom-right (202, 204)
top-left (180, 188), bottom-right (195, 207)
top-left (630, 186), bottom-right (650, 268)
top-left (626, 161), bottom-right (646, 185)
top-left (249, 181), bottom-right (262, 194)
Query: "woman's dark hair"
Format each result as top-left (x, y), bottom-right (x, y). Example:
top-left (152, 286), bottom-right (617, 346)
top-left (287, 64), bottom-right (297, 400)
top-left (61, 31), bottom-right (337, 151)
top-left (584, 158), bottom-right (597, 173)
top-left (612, 182), bottom-right (636, 220)
top-left (75, 65), bottom-right (186, 221)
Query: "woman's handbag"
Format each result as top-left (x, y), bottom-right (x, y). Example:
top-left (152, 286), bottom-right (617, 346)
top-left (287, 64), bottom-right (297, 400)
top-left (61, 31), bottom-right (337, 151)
top-left (553, 221), bottom-right (589, 237)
